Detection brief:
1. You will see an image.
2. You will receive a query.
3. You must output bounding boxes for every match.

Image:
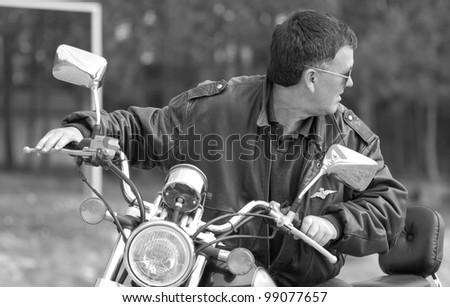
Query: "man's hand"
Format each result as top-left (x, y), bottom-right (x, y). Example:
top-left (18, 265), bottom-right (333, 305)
top-left (300, 215), bottom-right (338, 246)
top-left (35, 127), bottom-right (83, 152)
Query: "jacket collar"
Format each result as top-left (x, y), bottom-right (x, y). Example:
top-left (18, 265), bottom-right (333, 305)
top-left (256, 76), bottom-right (272, 128)
top-left (255, 76), bottom-right (345, 152)
top-left (257, 76), bottom-right (324, 139)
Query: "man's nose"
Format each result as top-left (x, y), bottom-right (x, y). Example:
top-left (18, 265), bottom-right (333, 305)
top-left (345, 76), bottom-right (354, 88)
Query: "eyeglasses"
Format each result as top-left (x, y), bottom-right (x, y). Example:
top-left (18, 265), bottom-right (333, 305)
top-left (304, 65), bottom-right (352, 81)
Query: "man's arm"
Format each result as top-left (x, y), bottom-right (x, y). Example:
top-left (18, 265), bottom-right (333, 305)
top-left (35, 98), bottom-right (188, 171)
top-left (325, 137), bottom-right (408, 256)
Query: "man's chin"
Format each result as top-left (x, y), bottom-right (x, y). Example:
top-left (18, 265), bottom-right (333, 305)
top-left (327, 103), bottom-right (339, 114)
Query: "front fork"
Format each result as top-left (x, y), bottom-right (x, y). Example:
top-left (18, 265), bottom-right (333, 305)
top-left (186, 255), bottom-right (209, 287)
top-left (94, 229), bottom-right (131, 287)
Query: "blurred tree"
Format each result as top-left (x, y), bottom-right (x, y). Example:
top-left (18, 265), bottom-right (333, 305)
top-left (100, 0), bottom-right (342, 108)
top-left (342, 0), bottom-right (450, 180)
top-left (0, 6), bottom-right (91, 170)
top-left (2, 0), bottom-right (450, 180)
top-left (391, 0), bottom-right (450, 181)
top-left (0, 10), bottom-right (14, 170)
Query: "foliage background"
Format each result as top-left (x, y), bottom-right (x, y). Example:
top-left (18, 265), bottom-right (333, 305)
top-left (0, 0), bottom-right (449, 286)
top-left (2, 0), bottom-right (450, 182)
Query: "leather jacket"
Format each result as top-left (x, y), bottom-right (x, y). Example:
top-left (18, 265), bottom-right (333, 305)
top-left (62, 75), bottom-right (408, 286)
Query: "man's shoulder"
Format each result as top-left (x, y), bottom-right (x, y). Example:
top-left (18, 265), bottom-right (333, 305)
top-left (227, 74), bottom-right (265, 86)
top-left (186, 79), bottom-right (228, 101)
top-left (167, 79), bottom-right (229, 110)
top-left (334, 103), bottom-right (377, 144)
top-left (166, 75), bottom-right (265, 118)
top-left (183, 75), bottom-right (264, 101)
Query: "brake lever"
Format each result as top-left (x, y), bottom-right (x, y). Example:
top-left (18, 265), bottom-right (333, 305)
top-left (267, 201), bottom-right (338, 264)
top-left (285, 224), bottom-right (338, 264)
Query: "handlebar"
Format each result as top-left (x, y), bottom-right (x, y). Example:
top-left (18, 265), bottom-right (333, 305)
top-left (24, 144), bottom-right (337, 264)
top-left (204, 200), bottom-right (338, 264)
top-left (204, 200), bottom-right (274, 233)
top-left (284, 223), bottom-right (338, 264)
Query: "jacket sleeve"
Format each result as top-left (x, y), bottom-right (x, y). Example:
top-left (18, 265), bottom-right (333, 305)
top-left (324, 113), bottom-right (408, 256)
top-left (61, 92), bottom-right (189, 171)
top-left (60, 80), bottom-right (228, 171)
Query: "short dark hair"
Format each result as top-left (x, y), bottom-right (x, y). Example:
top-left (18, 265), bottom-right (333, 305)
top-left (267, 9), bottom-right (357, 87)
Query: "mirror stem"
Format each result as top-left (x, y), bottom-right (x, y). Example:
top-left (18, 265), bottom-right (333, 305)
top-left (286, 168), bottom-right (326, 223)
top-left (92, 124), bottom-right (101, 138)
top-left (91, 85), bottom-right (101, 137)
top-left (91, 85), bottom-right (101, 126)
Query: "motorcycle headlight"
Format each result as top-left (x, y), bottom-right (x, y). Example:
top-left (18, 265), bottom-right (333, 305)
top-left (124, 220), bottom-right (195, 287)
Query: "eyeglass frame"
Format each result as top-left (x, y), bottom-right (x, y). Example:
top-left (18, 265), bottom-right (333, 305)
top-left (304, 64), bottom-right (352, 81)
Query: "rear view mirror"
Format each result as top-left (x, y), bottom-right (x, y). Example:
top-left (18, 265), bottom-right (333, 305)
top-left (52, 44), bottom-right (107, 89)
top-left (52, 45), bottom-right (107, 136)
top-left (323, 144), bottom-right (378, 191)
top-left (288, 144), bottom-right (379, 223)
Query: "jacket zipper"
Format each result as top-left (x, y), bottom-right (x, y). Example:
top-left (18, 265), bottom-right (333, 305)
top-left (263, 126), bottom-right (273, 268)
top-left (266, 126), bottom-right (291, 271)
top-left (267, 137), bottom-right (320, 272)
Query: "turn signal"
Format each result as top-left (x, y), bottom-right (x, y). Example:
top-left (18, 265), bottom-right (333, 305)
top-left (80, 197), bottom-right (107, 225)
top-left (227, 248), bottom-right (255, 275)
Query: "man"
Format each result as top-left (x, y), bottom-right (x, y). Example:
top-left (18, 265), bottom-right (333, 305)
top-left (35, 9), bottom-right (407, 286)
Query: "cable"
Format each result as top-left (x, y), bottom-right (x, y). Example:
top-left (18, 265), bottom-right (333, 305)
top-left (195, 231), bottom-right (278, 255)
top-left (104, 158), bottom-right (146, 224)
top-left (191, 211), bottom-right (274, 239)
top-left (194, 211), bottom-right (278, 254)
top-left (77, 167), bottom-right (128, 241)
top-left (216, 211), bottom-right (274, 240)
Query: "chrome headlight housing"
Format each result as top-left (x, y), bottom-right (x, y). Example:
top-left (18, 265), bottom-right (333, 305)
top-left (124, 220), bottom-right (195, 287)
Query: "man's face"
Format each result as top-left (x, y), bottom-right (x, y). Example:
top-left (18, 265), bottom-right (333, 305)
top-left (311, 46), bottom-right (354, 115)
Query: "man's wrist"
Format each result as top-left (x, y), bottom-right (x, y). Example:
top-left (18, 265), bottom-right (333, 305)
top-left (322, 213), bottom-right (343, 241)
top-left (62, 124), bottom-right (91, 139)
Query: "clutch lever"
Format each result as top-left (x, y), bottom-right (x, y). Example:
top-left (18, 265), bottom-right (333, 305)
top-left (24, 136), bottom-right (119, 158)
top-left (23, 146), bottom-right (96, 157)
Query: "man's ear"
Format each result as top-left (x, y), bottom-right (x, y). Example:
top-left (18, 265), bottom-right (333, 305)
top-left (303, 69), bottom-right (316, 93)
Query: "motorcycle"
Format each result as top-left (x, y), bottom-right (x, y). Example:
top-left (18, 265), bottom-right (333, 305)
top-left (24, 45), bottom-right (445, 287)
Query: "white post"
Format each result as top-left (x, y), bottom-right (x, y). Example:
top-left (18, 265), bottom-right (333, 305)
top-left (90, 3), bottom-right (103, 194)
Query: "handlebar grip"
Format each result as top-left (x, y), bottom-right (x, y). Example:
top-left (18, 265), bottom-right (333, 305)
top-left (288, 226), bottom-right (338, 264)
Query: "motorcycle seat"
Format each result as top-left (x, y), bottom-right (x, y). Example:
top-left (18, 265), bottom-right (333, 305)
top-left (353, 205), bottom-right (445, 287)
